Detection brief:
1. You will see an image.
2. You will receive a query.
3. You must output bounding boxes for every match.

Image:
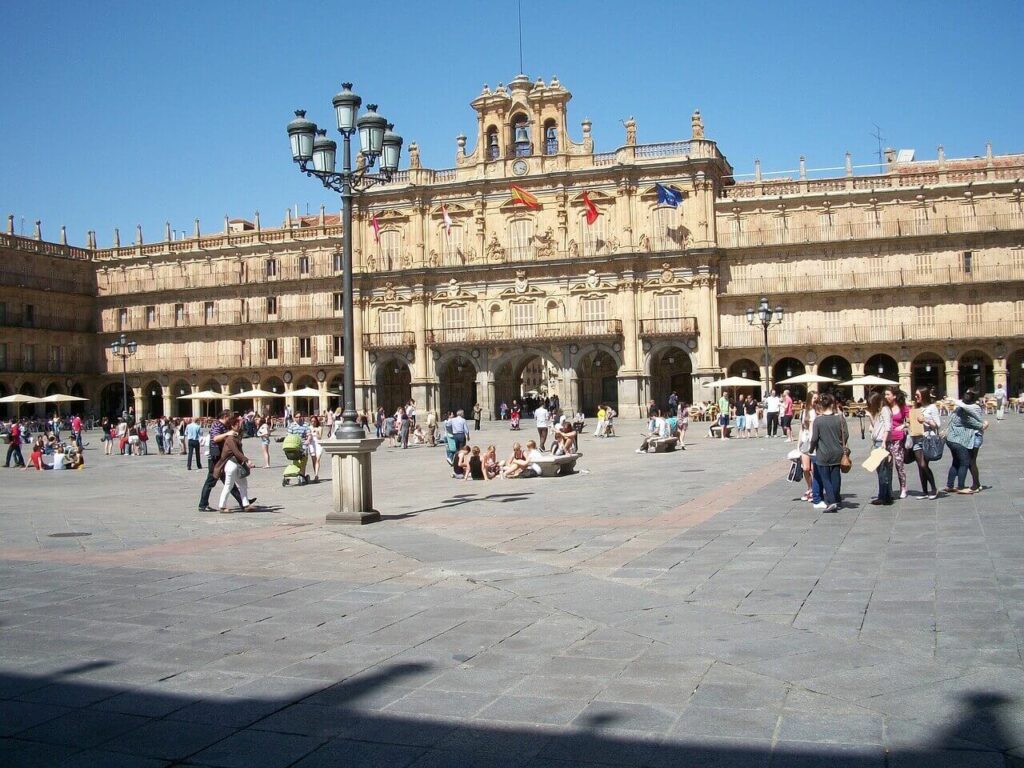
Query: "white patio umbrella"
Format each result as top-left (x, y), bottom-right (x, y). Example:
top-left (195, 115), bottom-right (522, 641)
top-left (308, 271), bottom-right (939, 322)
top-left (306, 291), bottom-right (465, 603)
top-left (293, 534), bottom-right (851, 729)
top-left (229, 388), bottom-right (283, 399)
top-left (177, 390), bottom-right (223, 400)
top-left (776, 372), bottom-right (839, 385)
top-left (702, 376), bottom-right (763, 389)
top-left (0, 394), bottom-right (43, 403)
top-left (840, 375), bottom-right (900, 387)
top-left (289, 386), bottom-right (322, 398)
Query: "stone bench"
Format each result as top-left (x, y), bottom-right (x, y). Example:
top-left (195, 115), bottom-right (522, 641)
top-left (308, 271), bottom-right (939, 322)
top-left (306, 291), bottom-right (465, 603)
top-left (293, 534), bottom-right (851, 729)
top-left (533, 453), bottom-right (581, 477)
top-left (708, 425), bottom-right (734, 439)
top-left (651, 436), bottom-right (679, 453)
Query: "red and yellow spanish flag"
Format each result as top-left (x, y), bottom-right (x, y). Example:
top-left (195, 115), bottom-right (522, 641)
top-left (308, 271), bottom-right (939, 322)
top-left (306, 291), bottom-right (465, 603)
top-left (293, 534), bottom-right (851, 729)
top-left (509, 184), bottom-right (541, 210)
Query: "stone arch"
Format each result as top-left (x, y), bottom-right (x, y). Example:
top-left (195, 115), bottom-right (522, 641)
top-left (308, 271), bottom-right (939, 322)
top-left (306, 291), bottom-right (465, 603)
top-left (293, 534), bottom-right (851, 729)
top-left (227, 377), bottom-right (252, 416)
top-left (772, 357), bottom-right (805, 389)
top-left (911, 352), bottom-right (946, 397)
top-left (491, 346), bottom-right (563, 417)
top-left (865, 353), bottom-right (899, 383)
top-left (99, 381), bottom-right (132, 421)
top-left (170, 378), bottom-right (192, 417)
top-left (1008, 347), bottom-right (1024, 398)
top-left (817, 354), bottom-right (853, 400)
top-left (958, 349), bottom-right (994, 397)
top-left (575, 347), bottom-right (621, 415)
top-left (438, 354), bottom-right (478, 416)
top-left (261, 376), bottom-right (286, 417)
top-left (543, 118), bottom-right (558, 154)
top-left (142, 379), bottom-right (164, 418)
top-left (327, 374), bottom-right (343, 412)
top-left (648, 345), bottom-right (695, 411)
top-left (374, 357), bottom-right (412, 414)
top-left (727, 357), bottom-right (762, 380)
top-left (44, 381), bottom-right (63, 397)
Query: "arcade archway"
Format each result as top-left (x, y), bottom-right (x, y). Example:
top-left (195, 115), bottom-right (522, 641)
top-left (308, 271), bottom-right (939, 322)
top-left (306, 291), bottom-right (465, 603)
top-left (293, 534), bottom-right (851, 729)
top-left (577, 349), bottom-right (619, 416)
top-left (958, 350), bottom-right (993, 397)
top-left (650, 347), bottom-right (693, 412)
top-left (376, 362), bottom-right (411, 414)
top-left (911, 353), bottom-right (945, 397)
top-left (865, 353), bottom-right (899, 385)
top-left (439, 356), bottom-right (478, 416)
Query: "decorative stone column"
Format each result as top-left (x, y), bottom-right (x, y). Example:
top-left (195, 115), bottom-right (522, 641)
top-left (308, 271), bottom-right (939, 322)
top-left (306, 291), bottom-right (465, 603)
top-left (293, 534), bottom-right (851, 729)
top-left (475, 367), bottom-right (495, 422)
top-left (945, 360), bottom-right (960, 399)
top-left (162, 387), bottom-right (173, 421)
top-left (898, 360), bottom-right (912, 396)
top-left (850, 361), bottom-right (866, 402)
top-left (322, 437), bottom-right (384, 524)
top-left (993, 357), bottom-right (1008, 390)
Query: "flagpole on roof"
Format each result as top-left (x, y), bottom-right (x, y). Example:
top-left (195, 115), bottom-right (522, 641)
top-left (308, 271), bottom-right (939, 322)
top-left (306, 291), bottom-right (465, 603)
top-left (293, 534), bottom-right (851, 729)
top-left (517, 0), bottom-right (524, 75)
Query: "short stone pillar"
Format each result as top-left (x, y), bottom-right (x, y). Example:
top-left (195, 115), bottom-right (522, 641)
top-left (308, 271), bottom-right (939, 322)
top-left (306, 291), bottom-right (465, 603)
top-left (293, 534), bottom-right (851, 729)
top-left (321, 437), bottom-right (383, 525)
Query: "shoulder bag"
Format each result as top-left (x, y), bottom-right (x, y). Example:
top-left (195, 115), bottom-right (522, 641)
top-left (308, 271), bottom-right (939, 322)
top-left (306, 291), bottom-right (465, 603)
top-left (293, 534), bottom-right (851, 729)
top-left (922, 432), bottom-right (945, 462)
top-left (839, 416), bottom-right (853, 474)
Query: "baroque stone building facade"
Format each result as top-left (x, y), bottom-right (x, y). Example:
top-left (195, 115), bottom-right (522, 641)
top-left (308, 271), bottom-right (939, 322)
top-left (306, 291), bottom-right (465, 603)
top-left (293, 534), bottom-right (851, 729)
top-left (2, 74), bottom-right (1023, 420)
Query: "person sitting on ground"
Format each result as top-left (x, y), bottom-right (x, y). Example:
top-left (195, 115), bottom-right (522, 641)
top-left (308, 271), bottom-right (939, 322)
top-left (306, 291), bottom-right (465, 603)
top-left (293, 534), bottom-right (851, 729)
top-left (462, 445), bottom-right (487, 481)
top-left (483, 445), bottom-right (500, 479)
top-left (521, 439), bottom-right (544, 478)
top-left (502, 442), bottom-right (528, 478)
top-left (552, 416), bottom-right (578, 456)
top-left (637, 411), bottom-right (669, 453)
top-left (26, 436), bottom-right (45, 471)
top-left (452, 443), bottom-right (471, 479)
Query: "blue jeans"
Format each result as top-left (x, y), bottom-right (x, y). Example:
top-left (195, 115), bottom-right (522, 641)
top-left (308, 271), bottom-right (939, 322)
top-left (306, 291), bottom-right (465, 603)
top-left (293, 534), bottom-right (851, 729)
top-left (946, 441), bottom-right (971, 490)
top-left (813, 460), bottom-right (841, 505)
top-left (873, 439), bottom-right (892, 502)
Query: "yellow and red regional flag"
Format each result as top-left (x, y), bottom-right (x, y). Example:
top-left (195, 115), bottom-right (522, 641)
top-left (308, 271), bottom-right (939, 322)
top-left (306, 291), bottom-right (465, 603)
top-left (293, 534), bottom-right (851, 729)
top-left (509, 184), bottom-right (541, 210)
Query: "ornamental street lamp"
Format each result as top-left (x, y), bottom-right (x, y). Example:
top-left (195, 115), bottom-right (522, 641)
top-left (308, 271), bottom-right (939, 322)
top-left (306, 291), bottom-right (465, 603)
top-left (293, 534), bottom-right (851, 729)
top-left (746, 296), bottom-right (784, 393)
top-left (110, 332), bottom-right (138, 419)
top-left (287, 83), bottom-right (403, 524)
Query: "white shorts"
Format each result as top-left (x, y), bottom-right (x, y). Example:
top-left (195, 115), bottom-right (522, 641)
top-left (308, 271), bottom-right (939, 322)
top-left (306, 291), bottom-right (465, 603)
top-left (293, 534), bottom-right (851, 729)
top-left (745, 415), bottom-right (758, 430)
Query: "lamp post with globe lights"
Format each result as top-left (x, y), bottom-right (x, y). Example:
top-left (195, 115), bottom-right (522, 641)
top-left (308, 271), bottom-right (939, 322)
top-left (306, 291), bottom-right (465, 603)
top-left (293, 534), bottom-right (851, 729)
top-left (746, 296), bottom-right (784, 393)
top-left (286, 83), bottom-right (403, 524)
top-left (110, 333), bottom-right (137, 421)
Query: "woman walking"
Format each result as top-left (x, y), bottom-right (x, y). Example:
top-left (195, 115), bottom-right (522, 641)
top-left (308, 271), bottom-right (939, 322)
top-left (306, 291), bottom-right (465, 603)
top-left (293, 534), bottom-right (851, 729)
top-left (808, 393), bottom-right (849, 513)
top-left (959, 389), bottom-right (988, 493)
top-left (214, 415), bottom-right (256, 513)
top-left (884, 388), bottom-right (911, 499)
top-left (943, 389), bottom-right (987, 494)
top-left (866, 391), bottom-right (893, 506)
top-left (910, 388), bottom-right (941, 499)
top-left (257, 417), bottom-right (271, 468)
top-left (798, 392), bottom-right (819, 501)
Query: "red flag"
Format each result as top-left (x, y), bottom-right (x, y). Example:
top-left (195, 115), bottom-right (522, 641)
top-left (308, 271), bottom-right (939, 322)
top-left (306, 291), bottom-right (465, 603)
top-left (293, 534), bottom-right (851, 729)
top-left (509, 184), bottom-right (541, 210)
top-left (370, 213), bottom-right (380, 243)
top-left (442, 205), bottom-right (452, 237)
top-left (583, 192), bottom-right (600, 225)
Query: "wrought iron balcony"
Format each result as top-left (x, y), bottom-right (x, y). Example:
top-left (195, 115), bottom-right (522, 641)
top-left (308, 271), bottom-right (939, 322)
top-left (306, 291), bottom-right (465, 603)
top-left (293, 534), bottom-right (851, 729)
top-left (427, 319), bottom-right (622, 347)
top-left (638, 316), bottom-right (699, 338)
top-left (362, 331), bottom-right (416, 350)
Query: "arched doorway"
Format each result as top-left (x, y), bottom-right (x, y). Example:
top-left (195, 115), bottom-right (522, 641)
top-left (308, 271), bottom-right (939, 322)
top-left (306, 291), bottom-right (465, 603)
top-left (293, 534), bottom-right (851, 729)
top-left (261, 376), bottom-right (285, 417)
top-left (100, 382), bottom-right (132, 421)
top-left (772, 357), bottom-right (805, 391)
top-left (170, 379), bottom-right (191, 417)
top-left (958, 350), bottom-right (993, 397)
top-left (818, 355), bottom-right (852, 401)
top-left (651, 347), bottom-right (693, 412)
top-left (45, 382), bottom-right (63, 397)
top-left (865, 353), bottom-right (899, 385)
top-left (143, 380), bottom-right (164, 418)
top-left (724, 358), bottom-right (762, 402)
top-left (1008, 349), bottom-right (1024, 399)
top-left (911, 353), bottom-right (945, 397)
top-left (198, 379), bottom-right (222, 418)
top-left (376, 361), bottom-right (411, 414)
top-left (577, 349), bottom-right (619, 416)
top-left (439, 356), bottom-right (478, 416)
top-left (227, 377), bottom-right (253, 416)
top-left (327, 375), bottom-right (343, 413)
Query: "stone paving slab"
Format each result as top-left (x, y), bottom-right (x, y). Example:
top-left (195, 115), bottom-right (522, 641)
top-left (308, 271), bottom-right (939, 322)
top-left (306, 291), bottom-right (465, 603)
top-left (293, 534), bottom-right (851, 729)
top-left (2, 417), bottom-right (1024, 765)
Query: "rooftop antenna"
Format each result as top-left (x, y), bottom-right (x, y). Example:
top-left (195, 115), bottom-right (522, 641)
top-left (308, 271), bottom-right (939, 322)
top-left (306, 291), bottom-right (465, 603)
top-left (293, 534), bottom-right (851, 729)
top-left (871, 123), bottom-right (885, 173)
top-left (517, 0), bottom-right (524, 74)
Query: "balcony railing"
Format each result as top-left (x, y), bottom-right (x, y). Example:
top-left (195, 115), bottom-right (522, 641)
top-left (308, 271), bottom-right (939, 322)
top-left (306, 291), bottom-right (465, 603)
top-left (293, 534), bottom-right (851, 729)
top-left (101, 305), bottom-right (340, 333)
top-left (720, 319), bottom-right (1024, 349)
top-left (721, 262), bottom-right (1024, 297)
top-left (427, 319), bottom-right (622, 347)
top-left (718, 213), bottom-right (1024, 249)
top-left (0, 355), bottom-right (86, 374)
top-left (362, 331), bottom-right (416, 350)
top-left (0, 233), bottom-right (92, 260)
top-left (638, 316), bottom-right (699, 338)
top-left (1, 315), bottom-right (94, 333)
top-left (0, 267), bottom-right (96, 295)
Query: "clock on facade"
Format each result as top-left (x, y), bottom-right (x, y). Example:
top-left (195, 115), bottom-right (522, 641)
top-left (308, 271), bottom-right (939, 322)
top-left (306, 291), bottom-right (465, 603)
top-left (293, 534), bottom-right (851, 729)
top-left (512, 159), bottom-right (528, 176)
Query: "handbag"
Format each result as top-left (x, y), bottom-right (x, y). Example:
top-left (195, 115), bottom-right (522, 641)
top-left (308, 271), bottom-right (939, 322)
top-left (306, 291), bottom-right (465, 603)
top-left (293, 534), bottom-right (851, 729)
top-left (922, 433), bottom-right (945, 462)
top-left (787, 460), bottom-right (803, 482)
top-left (903, 432), bottom-right (914, 451)
top-left (839, 417), bottom-right (853, 473)
top-left (236, 462), bottom-right (250, 478)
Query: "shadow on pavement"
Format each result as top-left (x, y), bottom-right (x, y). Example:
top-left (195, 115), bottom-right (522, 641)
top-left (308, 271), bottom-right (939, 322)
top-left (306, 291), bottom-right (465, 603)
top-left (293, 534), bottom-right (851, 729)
top-left (1, 662), bottom-right (1021, 767)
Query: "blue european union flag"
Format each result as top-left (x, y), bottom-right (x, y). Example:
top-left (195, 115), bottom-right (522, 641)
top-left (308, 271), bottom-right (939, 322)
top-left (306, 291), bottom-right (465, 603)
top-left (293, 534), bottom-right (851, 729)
top-left (655, 183), bottom-right (683, 208)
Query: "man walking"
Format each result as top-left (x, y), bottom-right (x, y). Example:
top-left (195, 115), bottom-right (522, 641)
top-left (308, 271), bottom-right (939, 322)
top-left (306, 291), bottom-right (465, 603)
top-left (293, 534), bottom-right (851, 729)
top-left (764, 390), bottom-right (781, 437)
top-left (198, 410), bottom-right (246, 512)
top-left (534, 401), bottom-right (550, 451)
top-left (4, 421), bottom-right (25, 468)
top-left (448, 409), bottom-right (470, 453)
top-left (185, 417), bottom-right (203, 470)
top-left (995, 383), bottom-right (1007, 420)
top-left (472, 403), bottom-right (482, 432)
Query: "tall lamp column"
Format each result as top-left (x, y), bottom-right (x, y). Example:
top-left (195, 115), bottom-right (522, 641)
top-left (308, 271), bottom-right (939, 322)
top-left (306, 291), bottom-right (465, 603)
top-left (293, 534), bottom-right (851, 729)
top-left (287, 83), bottom-right (403, 524)
top-left (746, 297), bottom-right (784, 393)
top-left (110, 332), bottom-right (138, 419)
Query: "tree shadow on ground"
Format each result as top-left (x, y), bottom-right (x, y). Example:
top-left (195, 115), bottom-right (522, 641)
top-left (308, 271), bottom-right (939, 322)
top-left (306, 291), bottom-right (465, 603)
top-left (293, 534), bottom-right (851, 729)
top-left (381, 492), bottom-right (533, 520)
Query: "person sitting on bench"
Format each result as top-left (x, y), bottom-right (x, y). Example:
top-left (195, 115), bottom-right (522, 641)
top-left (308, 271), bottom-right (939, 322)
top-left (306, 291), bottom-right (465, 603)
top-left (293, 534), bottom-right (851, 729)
top-left (637, 411), bottom-right (669, 453)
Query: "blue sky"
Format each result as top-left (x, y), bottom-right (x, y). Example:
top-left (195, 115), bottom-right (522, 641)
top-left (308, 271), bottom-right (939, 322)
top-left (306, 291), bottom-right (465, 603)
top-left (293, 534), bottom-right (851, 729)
top-left (2, 1), bottom-right (1021, 247)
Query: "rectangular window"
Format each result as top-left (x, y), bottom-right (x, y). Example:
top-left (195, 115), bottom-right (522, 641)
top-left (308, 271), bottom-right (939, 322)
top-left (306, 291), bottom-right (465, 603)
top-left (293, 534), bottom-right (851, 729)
top-left (581, 297), bottom-right (607, 334)
top-left (24, 344), bottom-right (35, 371)
top-left (379, 309), bottom-right (402, 345)
top-left (1014, 300), bottom-right (1024, 325)
top-left (917, 306), bottom-right (935, 328)
top-left (915, 253), bottom-right (932, 274)
top-left (0, 301), bottom-right (7, 325)
top-left (146, 305), bottom-right (156, 328)
top-left (581, 215), bottom-right (605, 257)
top-left (653, 207), bottom-right (679, 251)
top-left (443, 305), bottom-right (468, 342)
top-left (912, 206), bottom-right (928, 235)
top-left (299, 336), bottom-right (312, 359)
top-left (962, 251), bottom-right (973, 274)
top-left (965, 303), bottom-right (982, 325)
top-left (333, 335), bottom-right (343, 358)
top-left (267, 296), bottom-right (278, 315)
top-left (266, 258), bottom-right (277, 278)
top-left (266, 338), bottom-right (278, 360)
top-left (821, 260), bottom-right (839, 282)
top-left (510, 302), bottom-right (535, 338)
top-left (441, 224), bottom-right (465, 266)
top-left (204, 301), bottom-right (215, 324)
top-left (772, 215), bottom-right (788, 244)
top-left (509, 219), bottom-right (534, 261)
top-left (333, 250), bottom-right (343, 272)
top-left (819, 211), bottom-right (835, 238)
top-left (24, 304), bottom-right (35, 326)
top-left (299, 255), bottom-right (310, 275)
top-left (174, 303), bottom-right (184, 326)
top-left (380, 230), bottom-right (401, 270)
top-left (333, 292), bottom-right (343, 313)
top-left (49, 345), bottom-right (62, 372)
top-left (117, 308), bottom-right (128, 330)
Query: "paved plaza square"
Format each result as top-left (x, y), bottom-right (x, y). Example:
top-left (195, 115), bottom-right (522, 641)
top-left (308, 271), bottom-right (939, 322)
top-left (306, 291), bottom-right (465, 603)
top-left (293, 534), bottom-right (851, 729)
top-left (2, 418), bottom-right (1024, 766)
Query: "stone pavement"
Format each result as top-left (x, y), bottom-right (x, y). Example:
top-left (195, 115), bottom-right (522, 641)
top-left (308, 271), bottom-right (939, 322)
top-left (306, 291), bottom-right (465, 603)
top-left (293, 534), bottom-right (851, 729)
top-left (2, 417), bottom-right (1023, 766)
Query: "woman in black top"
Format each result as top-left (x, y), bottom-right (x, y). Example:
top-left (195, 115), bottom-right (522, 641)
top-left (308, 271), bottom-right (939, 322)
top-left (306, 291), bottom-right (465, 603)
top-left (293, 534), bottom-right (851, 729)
top-left (809, 393), bottom-right (849, 513)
